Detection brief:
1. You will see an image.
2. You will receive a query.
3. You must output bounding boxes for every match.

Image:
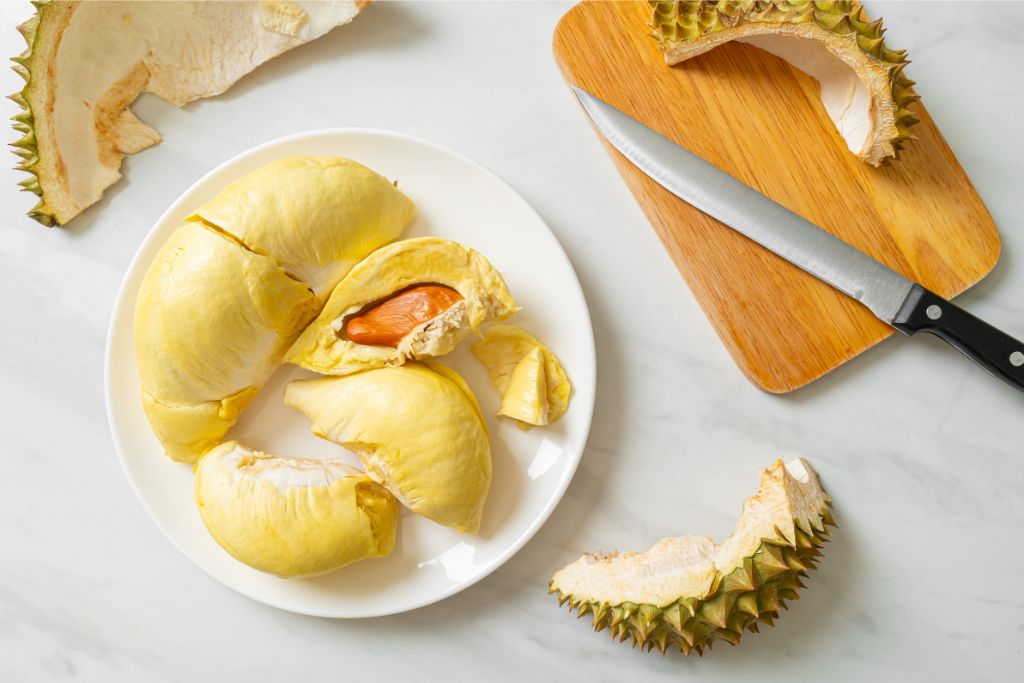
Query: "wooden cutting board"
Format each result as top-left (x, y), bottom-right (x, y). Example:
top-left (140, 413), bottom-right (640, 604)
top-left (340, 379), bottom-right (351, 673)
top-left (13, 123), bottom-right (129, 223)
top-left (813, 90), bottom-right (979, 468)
top-left (553, 1), bottom-right (1000, 393)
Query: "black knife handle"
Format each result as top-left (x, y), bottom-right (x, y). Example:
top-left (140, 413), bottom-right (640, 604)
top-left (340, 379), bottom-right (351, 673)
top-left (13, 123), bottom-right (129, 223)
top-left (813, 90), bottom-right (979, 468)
top-left (892, 284), bottom-right (1024, 394)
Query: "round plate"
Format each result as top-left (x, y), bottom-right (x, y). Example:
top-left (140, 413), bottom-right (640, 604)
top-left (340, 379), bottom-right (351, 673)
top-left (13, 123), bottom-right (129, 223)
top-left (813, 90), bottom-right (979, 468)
top-left (105, 129), bottom-right (595, 618)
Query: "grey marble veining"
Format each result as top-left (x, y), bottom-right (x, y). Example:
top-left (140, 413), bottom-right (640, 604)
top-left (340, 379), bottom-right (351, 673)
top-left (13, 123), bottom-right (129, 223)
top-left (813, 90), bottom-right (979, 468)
top-left (1, 2), bottom-right (1022, 681)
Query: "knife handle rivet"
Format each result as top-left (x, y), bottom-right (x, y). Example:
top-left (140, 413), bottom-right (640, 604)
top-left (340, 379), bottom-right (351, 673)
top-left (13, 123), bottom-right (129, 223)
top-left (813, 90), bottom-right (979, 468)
top-left (1011, 351), bottom-right (1024, 368)
top-left (926, 305), bottom-right (943, 320)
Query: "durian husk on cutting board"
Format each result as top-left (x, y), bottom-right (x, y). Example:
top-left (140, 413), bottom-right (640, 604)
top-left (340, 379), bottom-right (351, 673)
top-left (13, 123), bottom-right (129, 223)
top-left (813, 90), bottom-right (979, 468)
top-left (553, 0), bottom-right (999, 392)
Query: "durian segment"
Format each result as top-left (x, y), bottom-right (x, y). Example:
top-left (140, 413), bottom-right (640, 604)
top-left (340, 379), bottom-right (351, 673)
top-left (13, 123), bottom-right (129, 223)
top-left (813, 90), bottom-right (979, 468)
top-left (649, 1), bottom-right (919, 166)
top-left (9, 1), bottom-right (366, 226)
top-left (501, 347), bottom-right (549, 426)
top-left (189, 157), bottom-right (415, 297)
top-left (471, 325), bottom-right (571, 427)
top-left (135, 222), bottom-right (318, 462)
top-left (286, 237), bottom-right (519, 376)
top-left (284, 363), bottom-right (492, 533)
top-left (194, 441), bottom-right (398, 578)
top-left (550, 458), bottom-right (834, 655)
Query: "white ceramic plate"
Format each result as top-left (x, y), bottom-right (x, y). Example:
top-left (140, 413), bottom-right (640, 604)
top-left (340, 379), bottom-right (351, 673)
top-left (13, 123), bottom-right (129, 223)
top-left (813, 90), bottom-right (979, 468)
top-left (105, 129), bottom-right (595, 618)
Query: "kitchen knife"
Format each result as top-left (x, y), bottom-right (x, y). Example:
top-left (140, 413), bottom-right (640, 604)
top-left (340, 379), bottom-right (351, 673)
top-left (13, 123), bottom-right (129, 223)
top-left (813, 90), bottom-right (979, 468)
top-left (573, 86), bottom-right (1024, 394)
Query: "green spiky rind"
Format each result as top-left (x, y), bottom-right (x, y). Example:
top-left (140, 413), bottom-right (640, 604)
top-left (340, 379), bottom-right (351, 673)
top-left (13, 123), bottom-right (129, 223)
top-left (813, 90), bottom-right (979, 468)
top-left (9, 0), bottom-right (58, 227)
top-left (549, 507), bottom-right (836, 656)
top-left (649, 1), bottom-right (919, 162)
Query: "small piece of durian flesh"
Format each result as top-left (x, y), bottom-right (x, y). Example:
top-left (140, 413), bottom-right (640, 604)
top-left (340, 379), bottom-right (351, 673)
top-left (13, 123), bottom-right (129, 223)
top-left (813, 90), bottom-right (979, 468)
top-left (472, 325), bottom-right (571, 428)
top-left (499, 346), bottom-right (550, 428)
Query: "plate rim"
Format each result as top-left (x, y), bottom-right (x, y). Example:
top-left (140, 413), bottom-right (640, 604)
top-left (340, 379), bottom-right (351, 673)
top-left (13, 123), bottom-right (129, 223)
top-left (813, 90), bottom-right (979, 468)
top-left (103, 127), bottom-right (596, 618)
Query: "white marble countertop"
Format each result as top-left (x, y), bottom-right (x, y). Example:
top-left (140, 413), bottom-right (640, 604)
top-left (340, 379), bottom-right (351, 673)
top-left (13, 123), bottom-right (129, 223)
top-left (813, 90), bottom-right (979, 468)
top-left (2, 1), bottom-right (1023, 680)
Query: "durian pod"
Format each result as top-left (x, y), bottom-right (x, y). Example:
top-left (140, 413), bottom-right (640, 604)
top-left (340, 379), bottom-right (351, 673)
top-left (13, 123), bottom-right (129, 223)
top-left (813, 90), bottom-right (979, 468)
top-left (549, 458), bottom-right (834, 656)
top-left (135, 157), bottom-right (413, 462)
top-left (286, 237), bottom-right (519, 377)
top-left (189, 157), bottom-right (414, 297)
top-left (195, 441), bottom-right (398, 578)
top-left (135, 222), bottom-right (318, 462)
top-left (649, 1), bottom-right (920, 165)
top-left (8, 1), bottom-right (369, 226)
top-left (285, 363), bottom-right (492, 533)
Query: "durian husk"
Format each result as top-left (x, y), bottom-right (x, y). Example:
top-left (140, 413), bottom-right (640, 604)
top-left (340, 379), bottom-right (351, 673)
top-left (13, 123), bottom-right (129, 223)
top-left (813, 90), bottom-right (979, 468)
top-left (8, 0), bottom-right (367, 226)
top-left (549, 458), bottom-right (835, 655)
top-left (649, 1), bottom-right (919, 166)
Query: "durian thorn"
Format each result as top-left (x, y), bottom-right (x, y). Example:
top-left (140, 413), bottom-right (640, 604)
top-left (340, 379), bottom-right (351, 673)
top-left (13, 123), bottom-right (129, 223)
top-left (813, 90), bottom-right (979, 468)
top-left (11, 62), bottom-right (29, 81)
top-left (735, 592), bottom-right (759, 617)
top-left (635, 604), bottom-right (660, 639)
top-left (29, 209), bottom-right (57, 227)
top-left (782, 549), bottom-right (810, 571)
top-left (17, 20), bottom-right (36, 42)
top-left (889, 62), bottom-right (910, 79)
top-left (793, 527), bottom-right (814, 549)
top-left (716, 627), bottom-right (742, 646)
top-left (654, 630), bottom-right (670, 656)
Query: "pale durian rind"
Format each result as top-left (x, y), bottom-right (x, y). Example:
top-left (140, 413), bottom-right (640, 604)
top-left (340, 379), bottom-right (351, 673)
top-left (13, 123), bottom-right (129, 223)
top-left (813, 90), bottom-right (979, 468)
top-left (284, 363), bottom-right (492, 533)
top-left (135, 222), bottom-right (318, 462)
top-left (649, 1), bottom-right (919, 166)
top-left (194, 441), bottom-right (398, 578)
top-left (550, 458), bottom-right (834, 655)
top-left (286, 237), bottom-right (519, 376)
top-left (189, 157), bottom-right (415, 297)
top-left (471, 324), bottom-right (571, 427)
top-left (9, 0), bottom-right (365, 226)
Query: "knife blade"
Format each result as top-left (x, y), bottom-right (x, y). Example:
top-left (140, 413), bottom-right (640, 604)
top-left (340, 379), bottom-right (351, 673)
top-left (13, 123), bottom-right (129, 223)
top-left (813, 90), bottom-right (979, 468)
top-left (573, 86), bottom-right (1024, 394)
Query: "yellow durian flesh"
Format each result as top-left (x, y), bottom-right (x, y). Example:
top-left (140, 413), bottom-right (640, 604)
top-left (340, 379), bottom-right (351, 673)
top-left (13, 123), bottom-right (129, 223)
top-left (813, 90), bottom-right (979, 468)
top-left (286, 237), bottom-right (518, 376)
top-left (550, 458), bottom-right (834, 656)
top-left (135, 222), bottom-right (317, 462)
top-left (472, 325), bottom-right (571, 427)
top-left (194, 441), bottom-right (398, 578)
top-left (134, 156), bottom-right (414, 462)
top-left (141, 386), bottom-right (258, 464)
top-left (189, 157), bottom-right (415, 297)
top-left (500, 347), bottom-right (549, 427)
top-left (284, 363), bottom-right (492, 533)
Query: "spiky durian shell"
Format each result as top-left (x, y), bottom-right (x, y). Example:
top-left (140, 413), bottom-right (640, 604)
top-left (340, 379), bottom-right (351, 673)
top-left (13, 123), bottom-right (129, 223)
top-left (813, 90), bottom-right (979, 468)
top-left (649, 1), bottom-right (920, 165)
top-left (550, 508), bottom-right (835, 656)
top-left (9, 0), bottom-right (55, 227)
top-left (8, 1), bottom-right (368, 228)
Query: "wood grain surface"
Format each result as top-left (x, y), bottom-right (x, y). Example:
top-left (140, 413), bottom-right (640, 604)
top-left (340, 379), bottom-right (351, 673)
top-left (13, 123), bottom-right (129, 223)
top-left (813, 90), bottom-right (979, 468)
top-left (553, 1), bottom-right (1000, 392)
